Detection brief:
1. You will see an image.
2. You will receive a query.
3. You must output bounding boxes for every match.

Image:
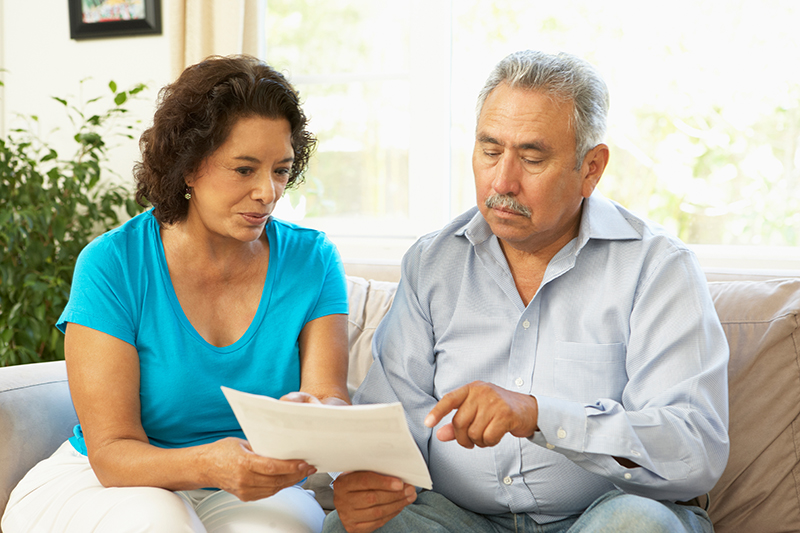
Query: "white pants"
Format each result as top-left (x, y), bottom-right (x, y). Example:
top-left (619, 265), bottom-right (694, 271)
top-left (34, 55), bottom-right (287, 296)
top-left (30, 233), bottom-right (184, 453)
top-left (2, 441), bottom-right (325, 533)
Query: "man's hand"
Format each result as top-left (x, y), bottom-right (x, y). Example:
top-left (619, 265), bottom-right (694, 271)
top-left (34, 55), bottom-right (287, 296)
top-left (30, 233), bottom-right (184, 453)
top-left (424, 381), bottom-right (539, 448)
top-left (332, 471), bottom-right (416, 533)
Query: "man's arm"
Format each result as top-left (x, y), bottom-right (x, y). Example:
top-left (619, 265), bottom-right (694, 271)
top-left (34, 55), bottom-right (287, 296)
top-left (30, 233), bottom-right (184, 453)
top-left (531, 248), bottom-right (729, 501)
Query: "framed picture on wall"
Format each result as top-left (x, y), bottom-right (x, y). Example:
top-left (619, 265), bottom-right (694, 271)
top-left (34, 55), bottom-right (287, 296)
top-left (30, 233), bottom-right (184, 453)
top-left (69, 0), bottom-right (162, 40)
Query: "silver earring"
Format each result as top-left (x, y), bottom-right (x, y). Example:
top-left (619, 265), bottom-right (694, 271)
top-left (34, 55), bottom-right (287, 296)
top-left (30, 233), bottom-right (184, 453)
top-left (184, 187), bottom-right (192, 200)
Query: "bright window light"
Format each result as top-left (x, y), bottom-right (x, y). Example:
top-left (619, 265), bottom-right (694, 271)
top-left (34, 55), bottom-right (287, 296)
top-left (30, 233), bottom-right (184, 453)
top-left (264, 0), bottom-right (800, 267)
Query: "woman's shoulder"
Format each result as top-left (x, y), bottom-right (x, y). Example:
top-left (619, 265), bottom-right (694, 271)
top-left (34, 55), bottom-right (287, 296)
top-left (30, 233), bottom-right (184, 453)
top-left (79, 209), bottom-right (158, 264)
top-left (270, 217), bottom-right (335, 250)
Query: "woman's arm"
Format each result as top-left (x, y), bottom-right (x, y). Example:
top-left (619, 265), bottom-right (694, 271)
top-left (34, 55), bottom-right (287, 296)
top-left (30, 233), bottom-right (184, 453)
top-left (65, 322), bottom-right (316, 499)
top-left (290, 313), bottom-right (350, 406)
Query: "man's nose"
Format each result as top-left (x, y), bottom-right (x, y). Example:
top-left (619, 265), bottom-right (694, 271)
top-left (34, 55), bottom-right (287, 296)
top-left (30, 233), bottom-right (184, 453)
top-left (492, 155), bottom-right (522, 196)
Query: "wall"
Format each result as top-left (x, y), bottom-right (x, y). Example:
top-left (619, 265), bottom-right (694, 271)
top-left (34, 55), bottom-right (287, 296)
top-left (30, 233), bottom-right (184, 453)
top-left (0, 0), bottom-right (173, 186)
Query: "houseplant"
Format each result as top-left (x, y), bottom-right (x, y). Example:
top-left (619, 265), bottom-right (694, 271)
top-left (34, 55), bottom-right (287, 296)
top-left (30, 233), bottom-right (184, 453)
top-left (0, 80), bottom-right (147, 366)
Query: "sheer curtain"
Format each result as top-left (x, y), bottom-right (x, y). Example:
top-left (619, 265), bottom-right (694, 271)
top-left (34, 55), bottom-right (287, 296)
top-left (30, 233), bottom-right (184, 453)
top-left (168, 0), bottom-right (262, 80)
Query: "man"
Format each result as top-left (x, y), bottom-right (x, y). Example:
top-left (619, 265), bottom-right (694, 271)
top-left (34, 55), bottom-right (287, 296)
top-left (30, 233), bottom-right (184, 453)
top-left (323, 50), bottom-right (729, 533)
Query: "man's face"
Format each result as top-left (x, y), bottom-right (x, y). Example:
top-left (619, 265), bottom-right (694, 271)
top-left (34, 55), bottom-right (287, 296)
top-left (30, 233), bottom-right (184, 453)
top-left (473, 83), bottom-right (597, 255)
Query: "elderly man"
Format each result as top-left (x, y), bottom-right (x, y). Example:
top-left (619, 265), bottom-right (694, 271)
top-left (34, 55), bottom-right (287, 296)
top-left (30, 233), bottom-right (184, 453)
top-left (323, 50), bottom-right (729, 533)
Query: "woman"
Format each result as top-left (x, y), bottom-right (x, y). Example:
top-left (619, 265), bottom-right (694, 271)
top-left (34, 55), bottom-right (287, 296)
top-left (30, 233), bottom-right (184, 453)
top-left (1, 55), bottom-right (349, 533)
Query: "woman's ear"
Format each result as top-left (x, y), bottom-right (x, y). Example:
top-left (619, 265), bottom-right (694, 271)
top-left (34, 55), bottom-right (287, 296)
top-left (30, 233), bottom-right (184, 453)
top-left (580, 144), bottom-right (609, 198)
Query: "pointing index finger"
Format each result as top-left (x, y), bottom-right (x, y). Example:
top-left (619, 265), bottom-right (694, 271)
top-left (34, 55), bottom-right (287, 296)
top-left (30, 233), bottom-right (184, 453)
top-left (424, 385), bottom-right (469, 428)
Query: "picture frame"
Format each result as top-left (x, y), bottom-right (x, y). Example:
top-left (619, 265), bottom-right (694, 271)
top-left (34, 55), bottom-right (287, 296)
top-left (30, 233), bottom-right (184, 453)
top-left (69, 0), bottom-right (162, 40)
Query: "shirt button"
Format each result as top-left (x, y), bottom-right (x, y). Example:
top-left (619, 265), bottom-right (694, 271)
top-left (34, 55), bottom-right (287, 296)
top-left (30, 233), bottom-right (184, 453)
top-left (514, 377), bottom-right (524, 387)
top-left (557, 427), bottom-right (567, 439)
top-left (522, 320), bottom-right (530, 329)
top-left (546, 443), bottom-right (555, 450)
top-left (503, 476), bottom-right (513, 485)
top-left (624, 473), bottom-right (632, 480)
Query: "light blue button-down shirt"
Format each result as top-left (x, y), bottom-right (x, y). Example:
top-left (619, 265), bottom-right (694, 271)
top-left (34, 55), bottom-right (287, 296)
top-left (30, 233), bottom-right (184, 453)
top-left (354, 192), bottom-right (729, 523)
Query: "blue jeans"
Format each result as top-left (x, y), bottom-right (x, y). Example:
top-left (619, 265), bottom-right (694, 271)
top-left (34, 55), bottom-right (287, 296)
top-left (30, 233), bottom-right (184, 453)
top-left (322, 489), bottom-right (713, 533)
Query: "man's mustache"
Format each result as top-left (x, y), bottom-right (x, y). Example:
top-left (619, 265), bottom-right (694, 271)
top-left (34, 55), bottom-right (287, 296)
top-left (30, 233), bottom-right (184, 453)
top-left (485, 194), bottom-right (532, 218)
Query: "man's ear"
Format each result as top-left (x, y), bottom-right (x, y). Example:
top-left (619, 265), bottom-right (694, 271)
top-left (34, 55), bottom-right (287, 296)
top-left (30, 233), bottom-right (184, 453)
top-left (580, 143), bottom-right (609, 198)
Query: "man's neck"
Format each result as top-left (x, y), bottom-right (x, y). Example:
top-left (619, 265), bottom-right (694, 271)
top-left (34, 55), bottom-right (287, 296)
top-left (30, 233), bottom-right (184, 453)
top-left (497, 212), bottom-right (582, 306)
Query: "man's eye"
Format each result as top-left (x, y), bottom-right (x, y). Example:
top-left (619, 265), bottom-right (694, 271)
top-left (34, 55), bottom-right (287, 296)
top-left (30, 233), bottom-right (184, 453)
top-left (483, 150), bottom-right (500, 158)
top-left (522, 159), bottom-right (543, 165)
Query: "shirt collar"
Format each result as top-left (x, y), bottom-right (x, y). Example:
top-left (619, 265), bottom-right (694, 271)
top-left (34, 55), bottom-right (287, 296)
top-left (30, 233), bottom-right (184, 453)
top-left (455, 191), bottom-right (642, 251)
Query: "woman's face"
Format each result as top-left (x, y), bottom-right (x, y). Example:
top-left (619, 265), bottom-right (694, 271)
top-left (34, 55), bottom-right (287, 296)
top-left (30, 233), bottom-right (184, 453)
top-left (185, 115), bottom-right (294, 244)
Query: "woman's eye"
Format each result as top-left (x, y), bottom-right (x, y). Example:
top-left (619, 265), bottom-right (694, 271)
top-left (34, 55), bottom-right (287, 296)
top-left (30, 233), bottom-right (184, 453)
top-left (275, 168), bottom-right (291, 180)
top-left (235, 167), bottom-right (253, 176)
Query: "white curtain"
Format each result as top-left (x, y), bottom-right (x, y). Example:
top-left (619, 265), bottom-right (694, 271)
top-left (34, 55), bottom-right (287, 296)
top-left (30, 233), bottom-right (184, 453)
top-left (168, 0), bottom-right (262, 81)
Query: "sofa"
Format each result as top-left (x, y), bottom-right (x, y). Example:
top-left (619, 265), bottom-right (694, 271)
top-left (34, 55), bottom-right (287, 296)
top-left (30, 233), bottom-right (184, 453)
top-left (1, 267), bottom-right (799, 532)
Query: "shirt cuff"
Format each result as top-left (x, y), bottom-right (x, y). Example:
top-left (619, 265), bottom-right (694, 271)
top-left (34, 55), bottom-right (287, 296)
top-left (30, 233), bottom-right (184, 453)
top-left (530, 395), bottom-right (587, 452)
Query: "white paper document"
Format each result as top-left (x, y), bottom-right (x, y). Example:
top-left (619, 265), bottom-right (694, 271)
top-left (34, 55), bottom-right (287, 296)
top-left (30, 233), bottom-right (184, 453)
top-left (221, 387), bottom-right (433, 489)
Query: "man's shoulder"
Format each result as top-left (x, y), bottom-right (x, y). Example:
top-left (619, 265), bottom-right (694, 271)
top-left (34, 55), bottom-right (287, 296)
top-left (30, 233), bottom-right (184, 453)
top-left (590, 195), bottom-right (690, 254)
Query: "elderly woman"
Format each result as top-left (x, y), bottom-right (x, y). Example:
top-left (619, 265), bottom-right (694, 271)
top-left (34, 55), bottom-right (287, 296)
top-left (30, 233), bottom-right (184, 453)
top-left (1, 55), bottom-right (349, 533)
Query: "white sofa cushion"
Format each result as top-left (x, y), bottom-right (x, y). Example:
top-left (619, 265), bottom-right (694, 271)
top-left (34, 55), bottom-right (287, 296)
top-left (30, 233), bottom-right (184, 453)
top-left (345, 276), bottom-right (398, 397)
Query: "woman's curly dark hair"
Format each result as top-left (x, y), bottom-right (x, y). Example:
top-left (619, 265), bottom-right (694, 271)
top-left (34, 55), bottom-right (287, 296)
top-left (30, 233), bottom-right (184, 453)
top-left (133, 55), bottom-right (316, 226)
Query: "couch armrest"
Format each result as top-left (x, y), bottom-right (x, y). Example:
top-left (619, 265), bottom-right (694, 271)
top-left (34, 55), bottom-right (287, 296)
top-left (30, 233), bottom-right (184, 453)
top-left (0, 360), bottom-right (77, 521)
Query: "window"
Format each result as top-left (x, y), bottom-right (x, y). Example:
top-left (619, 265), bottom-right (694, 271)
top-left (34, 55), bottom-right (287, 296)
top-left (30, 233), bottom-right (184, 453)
top-left (264, 0), bottom-right (800, 268)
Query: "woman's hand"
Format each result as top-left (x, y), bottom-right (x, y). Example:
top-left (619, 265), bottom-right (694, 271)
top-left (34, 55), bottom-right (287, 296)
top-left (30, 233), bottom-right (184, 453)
top-left (280, 391), bottom-right (323, 404)
top-left (201, 437), bottom-right (317, 501)
top-left (281, 391), bottom-right (349, 406)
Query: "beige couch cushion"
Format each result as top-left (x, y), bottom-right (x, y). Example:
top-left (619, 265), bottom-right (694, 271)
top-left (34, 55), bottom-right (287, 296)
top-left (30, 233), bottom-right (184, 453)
top-left (345, 276), bottom-right (398, 397)
top-left (706, 279), bottom-right (800, 533)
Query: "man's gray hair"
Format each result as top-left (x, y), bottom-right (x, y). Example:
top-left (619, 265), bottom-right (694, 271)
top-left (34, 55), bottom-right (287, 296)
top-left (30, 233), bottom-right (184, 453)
top-left (476, 50), bottom-right (609, 169)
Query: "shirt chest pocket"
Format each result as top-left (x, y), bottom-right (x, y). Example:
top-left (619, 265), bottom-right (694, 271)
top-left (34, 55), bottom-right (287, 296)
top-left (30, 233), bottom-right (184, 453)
top-left (553, 342), bottom-right (627, 403)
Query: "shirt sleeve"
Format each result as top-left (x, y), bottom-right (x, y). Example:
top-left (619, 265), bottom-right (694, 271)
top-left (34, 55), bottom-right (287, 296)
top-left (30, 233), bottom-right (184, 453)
top-left (532, 248), bottom-right (730, 501)
top-left (56, 235), bottom-right (137, 346)
top-left (305, 235), bottom-right (349, 322)
top-left (352, 242), bottom-right (437, 464)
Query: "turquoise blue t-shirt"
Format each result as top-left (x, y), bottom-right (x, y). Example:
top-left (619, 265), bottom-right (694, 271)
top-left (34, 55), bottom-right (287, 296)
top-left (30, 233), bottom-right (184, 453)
top-left (57, 210), bottom-right (348, 454)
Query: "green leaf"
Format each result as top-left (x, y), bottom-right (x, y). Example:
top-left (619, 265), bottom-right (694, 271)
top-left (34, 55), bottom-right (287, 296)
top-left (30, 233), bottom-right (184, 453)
top-left (52, 215), bottom-right (66, 242)
top-left (125, 198), bottom-right (139, 217)
top-left (52, 97), bottom-right (68, 106)
top-left (114, 92), bottom-right (128, 106)
top-left (109, 80), bottom-right (117, 93)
